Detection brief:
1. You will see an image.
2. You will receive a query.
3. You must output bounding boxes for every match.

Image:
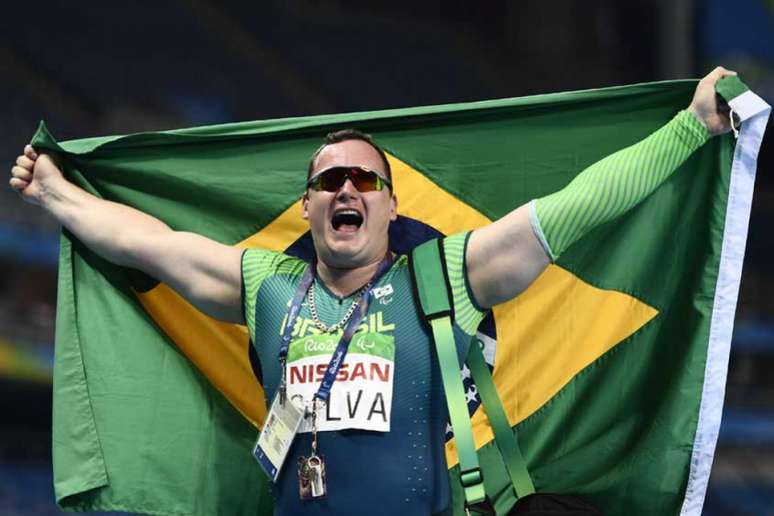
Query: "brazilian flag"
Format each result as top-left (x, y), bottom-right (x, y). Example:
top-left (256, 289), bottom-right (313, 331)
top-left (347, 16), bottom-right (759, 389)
top-left (33, 79), bottom-right (769, 515)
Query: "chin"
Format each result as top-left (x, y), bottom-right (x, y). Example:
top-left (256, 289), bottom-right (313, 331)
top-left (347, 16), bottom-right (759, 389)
top-left (321, 234), bottom-right (381, 268)
top-left (324, 243), bottom-right (368, 266)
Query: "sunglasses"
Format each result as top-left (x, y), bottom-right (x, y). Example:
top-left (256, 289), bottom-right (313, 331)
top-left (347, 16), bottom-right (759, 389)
top-left (307, 166), bottom-right (392, 193)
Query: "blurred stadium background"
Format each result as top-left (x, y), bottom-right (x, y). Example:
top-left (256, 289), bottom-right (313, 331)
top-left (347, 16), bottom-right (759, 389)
top-left (1, 1), bottom-right (772, 514)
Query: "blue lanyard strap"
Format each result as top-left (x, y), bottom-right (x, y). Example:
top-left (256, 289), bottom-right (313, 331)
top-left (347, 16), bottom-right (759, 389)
top-left (278, 254), bottom-right (394, 402)
top-left (279, 265), bottom-right (316, 360)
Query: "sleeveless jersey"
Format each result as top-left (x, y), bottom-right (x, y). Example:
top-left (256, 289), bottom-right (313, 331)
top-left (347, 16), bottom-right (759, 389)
top-left (242, 232), bottom-right (485, 516)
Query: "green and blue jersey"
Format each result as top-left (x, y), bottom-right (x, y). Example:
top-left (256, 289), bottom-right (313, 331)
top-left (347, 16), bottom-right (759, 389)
top-left (242, 232), bottom-right (484, 516)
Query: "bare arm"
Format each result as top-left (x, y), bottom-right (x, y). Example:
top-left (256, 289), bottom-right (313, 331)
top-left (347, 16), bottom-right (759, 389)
top-left (467, 206), bottom-right (548, 308)
top-left (466, 66), bottom-right (736, 309)
top-left (10, 147), bottom-right (245, 323)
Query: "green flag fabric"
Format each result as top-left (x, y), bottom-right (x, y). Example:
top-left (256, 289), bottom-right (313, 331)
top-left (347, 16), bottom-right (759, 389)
top-left (32, 79), bottom-right (769, 515)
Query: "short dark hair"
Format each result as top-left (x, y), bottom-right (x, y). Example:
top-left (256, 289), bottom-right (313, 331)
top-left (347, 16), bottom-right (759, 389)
top-left (307, 129), bottom-right (392, 183)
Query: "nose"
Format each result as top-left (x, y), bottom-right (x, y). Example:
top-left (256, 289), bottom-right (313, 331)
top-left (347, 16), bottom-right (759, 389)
top-left (336, 176), bottom-right (359, 199)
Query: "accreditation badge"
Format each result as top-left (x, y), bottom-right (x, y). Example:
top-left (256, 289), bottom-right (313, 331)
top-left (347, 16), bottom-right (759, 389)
top-left (253, 394), bottom-right (305, 482)
top-left (286, 332), bottom-right (395, 432)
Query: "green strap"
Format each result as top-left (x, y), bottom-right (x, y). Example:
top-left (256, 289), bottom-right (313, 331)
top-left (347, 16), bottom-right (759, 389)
top-left (411, 239), bottom-right (454, 319)
top-left (410, 240), bottom-right (485, 506)
top-left (430, 317), bottom-right (487, 506)
top-left (468, 340), bottom-right (535, 497)
top-left (410, 238), bottom-right (537, 510)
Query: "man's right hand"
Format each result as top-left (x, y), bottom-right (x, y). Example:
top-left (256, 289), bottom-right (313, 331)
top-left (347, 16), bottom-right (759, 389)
top-left (10, 144), bottom-right (65, 207)
top-left (9, 143), bottom-right (246, 324)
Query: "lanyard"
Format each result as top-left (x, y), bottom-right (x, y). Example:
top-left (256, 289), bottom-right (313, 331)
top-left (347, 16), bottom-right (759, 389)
top-left (278, 253), bottom-right (394, 404)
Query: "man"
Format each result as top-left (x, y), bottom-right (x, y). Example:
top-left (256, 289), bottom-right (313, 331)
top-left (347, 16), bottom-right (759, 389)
top-left (10, 67), bottom-right (735, 515)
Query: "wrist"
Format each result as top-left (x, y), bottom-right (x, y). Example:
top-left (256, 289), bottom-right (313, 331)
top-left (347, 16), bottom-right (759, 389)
top-left (39, 175), bottom-right (78, 214)
top-left (676, 109), bottom-right (712, 147)
top-left (687, 106), bottom-right (710, 132)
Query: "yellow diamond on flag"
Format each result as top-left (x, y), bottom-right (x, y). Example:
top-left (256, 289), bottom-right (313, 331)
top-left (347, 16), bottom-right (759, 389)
top-left (133, 153), bottom-right (658, 469)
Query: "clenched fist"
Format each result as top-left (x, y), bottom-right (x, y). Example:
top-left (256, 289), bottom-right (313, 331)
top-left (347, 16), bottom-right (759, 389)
top-left (9, 145), bottom-right (65, 207)
top-left (688, 66), bottom-right (738, 136)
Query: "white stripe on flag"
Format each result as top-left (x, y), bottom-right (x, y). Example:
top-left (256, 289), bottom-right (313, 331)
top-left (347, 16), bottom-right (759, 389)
top-left (680, 90), bottom-right (771, 516)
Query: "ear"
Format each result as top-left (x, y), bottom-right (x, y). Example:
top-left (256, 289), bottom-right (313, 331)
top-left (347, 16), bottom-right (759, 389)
top-left (389, 193), bottom-right (398, 221)
top-left (302, 192), bottom-right (310, 220)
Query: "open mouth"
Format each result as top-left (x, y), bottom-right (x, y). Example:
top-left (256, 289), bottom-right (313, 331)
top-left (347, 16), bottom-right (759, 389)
top-left (331, 209), bottom-right (364, 232)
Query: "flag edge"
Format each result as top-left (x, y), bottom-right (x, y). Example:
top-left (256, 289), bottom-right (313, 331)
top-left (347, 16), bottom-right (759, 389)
top-left (679, 94), bottom-right (771, 516)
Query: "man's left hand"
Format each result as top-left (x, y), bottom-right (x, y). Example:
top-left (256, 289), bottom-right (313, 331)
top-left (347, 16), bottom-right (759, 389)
top-left (688, 66), bottom-right (738, 136)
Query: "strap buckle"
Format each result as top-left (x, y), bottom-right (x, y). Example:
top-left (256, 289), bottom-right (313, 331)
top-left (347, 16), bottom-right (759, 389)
top-left (460, 467), bottom-right (491, 514)
top-left (459, 466), bottom-right (483, 488)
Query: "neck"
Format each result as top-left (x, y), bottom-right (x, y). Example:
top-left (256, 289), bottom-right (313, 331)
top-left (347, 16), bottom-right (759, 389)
top-left (316, 254), bottom-right (387, 297)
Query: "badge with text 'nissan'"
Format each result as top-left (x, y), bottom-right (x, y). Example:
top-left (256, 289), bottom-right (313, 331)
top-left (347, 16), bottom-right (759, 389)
top-left (286, 332), bottom-right (395, 432)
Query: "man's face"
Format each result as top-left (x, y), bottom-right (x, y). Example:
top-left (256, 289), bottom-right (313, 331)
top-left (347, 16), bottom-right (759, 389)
top-left (303, 139), bottom-right (397, 269)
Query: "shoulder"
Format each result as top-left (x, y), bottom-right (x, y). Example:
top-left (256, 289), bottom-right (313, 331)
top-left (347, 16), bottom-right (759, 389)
top-left (242, 248), bottom-right (307, 281)
top-left (242, 249), bottom-right (307, 340)
top-left (442, 233), bottom-right (486, 335)
top-left (407, 233), bottom-right (485, 336)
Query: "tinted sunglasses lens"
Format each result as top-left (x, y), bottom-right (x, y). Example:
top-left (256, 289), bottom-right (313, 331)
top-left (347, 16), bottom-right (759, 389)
top-left (316, 168), bottom-right (348, 191)
top-left (313, 167), bottom-right (384, 192)
top-left (349, 169), bottom-right (381, 192)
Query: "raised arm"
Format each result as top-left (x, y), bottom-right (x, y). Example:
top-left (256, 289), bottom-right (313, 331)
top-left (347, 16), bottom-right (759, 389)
top-left (10, 148), bottom-right (245, 323)
top-left (466, 66), bottom-right (736, 309)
